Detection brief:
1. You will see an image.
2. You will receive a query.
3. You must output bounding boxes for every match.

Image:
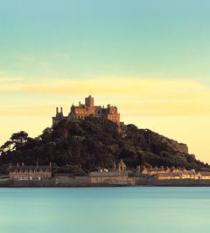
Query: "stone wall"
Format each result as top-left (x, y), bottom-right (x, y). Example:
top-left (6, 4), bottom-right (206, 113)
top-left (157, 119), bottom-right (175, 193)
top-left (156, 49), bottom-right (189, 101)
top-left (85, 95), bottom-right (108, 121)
top-left (90, 175), bottom-right (135, 186)
top-left (135, 176), bottom-right (210, 186)
top-left (3, 174), bottom-right (210, 187)
top-left (54, 176), bottom-right (91, 186)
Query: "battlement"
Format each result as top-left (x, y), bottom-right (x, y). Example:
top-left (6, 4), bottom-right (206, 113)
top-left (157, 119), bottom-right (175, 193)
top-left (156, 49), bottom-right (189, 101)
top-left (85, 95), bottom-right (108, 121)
top-left (52, 95), bottom-right (120, 126)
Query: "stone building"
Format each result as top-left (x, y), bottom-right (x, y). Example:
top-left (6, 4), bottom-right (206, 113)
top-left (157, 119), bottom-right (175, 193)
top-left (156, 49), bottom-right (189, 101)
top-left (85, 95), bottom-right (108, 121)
top-left (157, 170), bottom-right (202, 180)
top-left (90, 160), bottom-right (127, 177)
top-left (141, 166), bottom-right (170, 175)
top-left (199, 172), bottom-right (210, 180)
top-left (9, 163), bottom-right (52, 181)
top-left (89, 160), bottom-right (135, 185)
top-left (141, 166), bottom-right (210, 180)
top-left (52, 95), bottom-right (120, 126)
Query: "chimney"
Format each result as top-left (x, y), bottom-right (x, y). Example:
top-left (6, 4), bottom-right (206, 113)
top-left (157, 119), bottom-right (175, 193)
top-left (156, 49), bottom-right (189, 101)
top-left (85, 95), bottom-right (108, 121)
top-left (56, 107), bottom-right (59, 115)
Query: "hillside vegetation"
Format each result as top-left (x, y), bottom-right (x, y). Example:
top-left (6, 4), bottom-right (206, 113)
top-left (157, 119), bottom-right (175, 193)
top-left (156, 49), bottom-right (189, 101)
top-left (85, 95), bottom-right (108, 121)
top-left (0, 118), bottom-right (209, 174)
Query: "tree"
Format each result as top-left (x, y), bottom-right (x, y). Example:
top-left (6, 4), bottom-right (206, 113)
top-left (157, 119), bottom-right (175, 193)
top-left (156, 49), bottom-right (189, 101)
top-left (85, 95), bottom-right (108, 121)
top-left (0, 118), bottom-right (209, 174)
top-left (0, 140), bottom-right (14, 153)
top-left (10, 131), bottom-right (28, 144)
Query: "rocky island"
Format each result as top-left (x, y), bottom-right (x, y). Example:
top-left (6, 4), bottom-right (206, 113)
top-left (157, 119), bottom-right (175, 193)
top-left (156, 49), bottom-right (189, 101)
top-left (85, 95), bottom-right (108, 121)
top-left (0, 96), bottom-right (210, 187)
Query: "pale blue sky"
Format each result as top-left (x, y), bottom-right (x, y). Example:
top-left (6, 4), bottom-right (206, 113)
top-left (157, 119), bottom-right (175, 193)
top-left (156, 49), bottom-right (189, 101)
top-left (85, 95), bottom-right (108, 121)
top-left (0, 0), bottom-right (210, 82)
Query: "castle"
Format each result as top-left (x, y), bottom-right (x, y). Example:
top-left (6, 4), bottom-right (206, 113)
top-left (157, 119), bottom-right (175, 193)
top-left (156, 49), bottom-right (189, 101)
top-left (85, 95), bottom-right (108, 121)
top-left (52, 95), bottom-right (120, 126)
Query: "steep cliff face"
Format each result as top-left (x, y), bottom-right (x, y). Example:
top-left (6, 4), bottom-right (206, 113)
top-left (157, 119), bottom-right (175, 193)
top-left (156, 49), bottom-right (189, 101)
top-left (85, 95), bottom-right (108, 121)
top-left (0, 118), bottom-right (209, 174)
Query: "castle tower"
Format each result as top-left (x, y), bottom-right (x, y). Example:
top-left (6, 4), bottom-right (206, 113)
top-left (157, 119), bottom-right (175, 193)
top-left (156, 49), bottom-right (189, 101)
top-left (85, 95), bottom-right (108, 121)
top-left (55, 107), bottom-right (63, 117)
top-left (85, 95), bottom-right (94, 108)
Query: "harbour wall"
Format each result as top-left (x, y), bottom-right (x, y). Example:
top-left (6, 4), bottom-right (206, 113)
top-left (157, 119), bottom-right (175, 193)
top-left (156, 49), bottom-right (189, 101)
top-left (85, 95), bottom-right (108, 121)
top-left (1, 175), bottom-right (210, 187)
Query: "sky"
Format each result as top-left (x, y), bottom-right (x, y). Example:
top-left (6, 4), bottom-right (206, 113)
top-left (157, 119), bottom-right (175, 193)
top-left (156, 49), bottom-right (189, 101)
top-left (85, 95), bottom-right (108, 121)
top-left (0, 0), bottom-right (210, 163)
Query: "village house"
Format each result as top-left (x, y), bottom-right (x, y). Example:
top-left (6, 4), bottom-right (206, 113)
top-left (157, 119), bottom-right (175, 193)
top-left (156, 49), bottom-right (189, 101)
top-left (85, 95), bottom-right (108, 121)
top-left (90, 160), bottom-right (127, 177)
top-left (199, 172), bottom-right (210, 180)
top-left (89, 160), bottom-right (135, 185)
top-left (9, 163), bottom-right (52, 181)
top-left (140, 165), bottom-right (210, 180)
top-left (157, 171), bottom-right (202, 180)
top-left (141, 166), bottom-right (170, 175)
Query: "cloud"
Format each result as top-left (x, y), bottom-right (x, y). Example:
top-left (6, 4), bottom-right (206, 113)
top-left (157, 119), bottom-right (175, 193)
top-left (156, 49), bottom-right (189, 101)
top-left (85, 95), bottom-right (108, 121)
top-left (0, 77), bottom-right (209, 163)
top-left (0, 77), bottom-right (210, 116)
top-left (0, 76), bottom-right (23, 83)
top-left (0, 105), bottom-right (53, 116)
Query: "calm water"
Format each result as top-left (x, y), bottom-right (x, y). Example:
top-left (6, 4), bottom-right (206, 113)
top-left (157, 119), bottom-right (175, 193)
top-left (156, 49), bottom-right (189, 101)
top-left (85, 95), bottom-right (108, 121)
top-left (0, 187), bottom-right (210, 233)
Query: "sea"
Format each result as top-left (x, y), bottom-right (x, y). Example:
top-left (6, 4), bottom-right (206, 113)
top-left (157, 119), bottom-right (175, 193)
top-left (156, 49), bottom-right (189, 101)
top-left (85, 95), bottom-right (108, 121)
top-left (0, 187), bottom-right (209, 233)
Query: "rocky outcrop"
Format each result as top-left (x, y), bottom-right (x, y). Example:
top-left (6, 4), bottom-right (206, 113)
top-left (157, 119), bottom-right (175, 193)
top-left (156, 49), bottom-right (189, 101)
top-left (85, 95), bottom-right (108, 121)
top-left (159, 137), bottom-right (188, 154)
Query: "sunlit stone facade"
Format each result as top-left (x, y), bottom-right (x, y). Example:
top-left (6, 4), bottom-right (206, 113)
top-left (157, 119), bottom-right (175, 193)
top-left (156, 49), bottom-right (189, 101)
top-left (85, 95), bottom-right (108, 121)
top-left (52, 95), bottom-right (120, 126)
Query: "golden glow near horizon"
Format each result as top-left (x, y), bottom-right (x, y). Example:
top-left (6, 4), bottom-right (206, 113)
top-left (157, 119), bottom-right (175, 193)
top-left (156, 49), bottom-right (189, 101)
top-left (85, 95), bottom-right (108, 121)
top-left (1, 0), bottom-right (210, 166)
top-left (0, 77), bottom-right (210, 163)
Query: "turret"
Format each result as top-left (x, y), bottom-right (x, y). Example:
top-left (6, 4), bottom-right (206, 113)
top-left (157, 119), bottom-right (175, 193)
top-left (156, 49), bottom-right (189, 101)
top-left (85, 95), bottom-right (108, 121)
top-left (85, 95), bottom-right (94, 108)
top-left (55, 107), bottom-right (63, 117)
